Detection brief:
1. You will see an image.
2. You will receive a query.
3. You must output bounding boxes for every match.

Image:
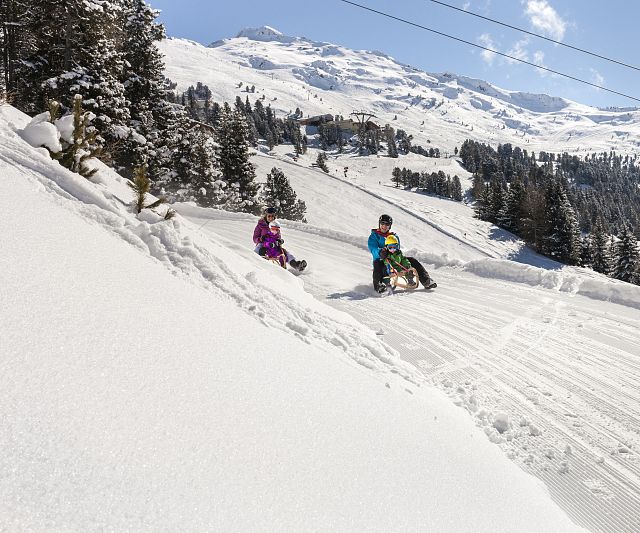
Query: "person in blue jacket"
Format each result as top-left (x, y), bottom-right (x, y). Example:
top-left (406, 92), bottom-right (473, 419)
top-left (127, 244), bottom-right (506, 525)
top-left (368, 214), bottom-right (436, 293)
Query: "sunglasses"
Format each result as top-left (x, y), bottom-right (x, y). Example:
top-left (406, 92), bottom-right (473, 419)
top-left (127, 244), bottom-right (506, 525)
top-left (380, 222), bottom-right (391, 227)
top-left (387, 245), bottom-right (399, 251)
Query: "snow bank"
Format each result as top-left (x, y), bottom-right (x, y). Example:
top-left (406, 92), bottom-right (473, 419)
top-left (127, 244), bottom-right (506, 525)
top-left (18, 111), bottom-right (62, 153)
top-left (462, 257), bottom-right (640, 309)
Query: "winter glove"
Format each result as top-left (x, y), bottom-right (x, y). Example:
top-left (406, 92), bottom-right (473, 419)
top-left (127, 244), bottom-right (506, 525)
top-left (379, 248), bottom-right (389, 260)
top-left (269, 242), bottom-right (277, 249)
top-left (258, 235), bottom-right (265, 243)
top-left (276, 238), bottom-right (284, 246)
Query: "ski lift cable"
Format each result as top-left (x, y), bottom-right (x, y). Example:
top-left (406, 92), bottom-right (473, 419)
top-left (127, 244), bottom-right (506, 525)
top-left (428, 0), bottom-right (640, 73)
top-left (338, 0), bottom-right (640, 103)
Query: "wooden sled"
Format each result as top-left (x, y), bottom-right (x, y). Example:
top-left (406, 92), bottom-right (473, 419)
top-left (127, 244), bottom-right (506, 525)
top-left (266, 253), bottom-right (287, 269)
top-left (387, 267), bottom-right (420, 290)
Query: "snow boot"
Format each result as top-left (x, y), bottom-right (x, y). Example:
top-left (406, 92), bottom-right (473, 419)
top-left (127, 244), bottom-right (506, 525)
top-left (424, 277), bottom-right (438, 289)
top-left (375, 282), bottom-right (387, 294)
top-left (406, 272), bottom-right (417, 288)
top-left (290, 259), bottom-right (307, 272)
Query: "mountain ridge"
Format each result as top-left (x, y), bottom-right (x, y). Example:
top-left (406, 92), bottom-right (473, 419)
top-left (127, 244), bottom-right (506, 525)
top-left (161, 30), bottom-right (640, 156)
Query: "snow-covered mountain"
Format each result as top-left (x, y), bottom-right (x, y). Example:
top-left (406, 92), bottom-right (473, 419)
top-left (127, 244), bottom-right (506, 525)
top-left (160, 27), bottom-right (640, 157)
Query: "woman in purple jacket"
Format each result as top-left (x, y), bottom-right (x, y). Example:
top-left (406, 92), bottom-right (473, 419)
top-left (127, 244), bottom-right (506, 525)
top-left (253, 207), bottom-right (307, 271)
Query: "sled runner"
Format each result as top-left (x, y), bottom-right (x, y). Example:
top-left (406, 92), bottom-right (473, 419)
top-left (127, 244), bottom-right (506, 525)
top-left (385, 264), bottom-right (420, 290)
top-left (265, 253), bottom-right (287, 269)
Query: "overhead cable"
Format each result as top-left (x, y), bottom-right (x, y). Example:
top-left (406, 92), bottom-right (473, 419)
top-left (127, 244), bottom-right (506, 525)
top-left (428, 0), bottom-right (640, 72)
top-left (339, 0), bottom-right (640, 103)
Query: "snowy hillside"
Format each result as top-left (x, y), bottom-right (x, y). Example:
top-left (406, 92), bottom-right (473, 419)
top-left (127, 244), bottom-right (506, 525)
top-left (1, 103), bottom-right (602, 531)
top-left (160, 28), bottom-right (640, 157)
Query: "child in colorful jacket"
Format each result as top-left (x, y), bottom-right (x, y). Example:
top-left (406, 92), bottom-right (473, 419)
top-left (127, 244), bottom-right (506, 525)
top-left (380, 235), bottom-right (417, 287)
top-left (253, 207), bottom-right (307, 271)
top-left (258, 220), bottom-right (287, 267)
top-left (368, 213), bottom-right (436, 292)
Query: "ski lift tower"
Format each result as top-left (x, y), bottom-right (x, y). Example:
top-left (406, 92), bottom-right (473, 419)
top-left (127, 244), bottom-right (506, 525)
top-left (350, 111), bottom-right (377, 155)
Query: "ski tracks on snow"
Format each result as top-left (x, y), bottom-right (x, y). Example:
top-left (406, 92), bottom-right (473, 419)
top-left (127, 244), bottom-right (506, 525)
top-left (322, 272), bottom-right (640, 533)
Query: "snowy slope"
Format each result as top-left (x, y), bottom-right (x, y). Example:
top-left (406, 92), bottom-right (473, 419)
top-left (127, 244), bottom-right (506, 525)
top-left (1, 105), bottom-right (598, 531)
top-left (160, 30), bottom-right (640, 158)
top-left (177, 198), bottom-right (640, 533)
top-left (159, 30), bottom-right (640, 532)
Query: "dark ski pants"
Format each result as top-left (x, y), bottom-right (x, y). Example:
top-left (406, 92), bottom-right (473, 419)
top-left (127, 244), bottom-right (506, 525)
top-left (372, 257), bottom-right (431, 289)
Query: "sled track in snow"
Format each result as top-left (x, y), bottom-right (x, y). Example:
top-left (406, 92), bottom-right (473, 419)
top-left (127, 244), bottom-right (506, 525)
top-left (191, 208), bottom-right (640, 533)
top-left (319, 271), bottom-right (640, 533)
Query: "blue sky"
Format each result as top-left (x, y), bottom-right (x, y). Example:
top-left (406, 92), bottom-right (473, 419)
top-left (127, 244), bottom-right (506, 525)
top-left (151, 0), bottom-right (640, 108)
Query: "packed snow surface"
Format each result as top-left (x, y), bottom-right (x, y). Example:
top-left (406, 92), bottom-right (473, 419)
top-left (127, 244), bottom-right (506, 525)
top-left (0, 104), bottom-right (600, 531)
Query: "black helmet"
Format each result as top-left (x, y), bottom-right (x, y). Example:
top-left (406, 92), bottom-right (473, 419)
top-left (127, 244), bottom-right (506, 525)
top-left (264, 206), bottom-right (278, 216)
top-left (379, 214), bottom-right (393, 226)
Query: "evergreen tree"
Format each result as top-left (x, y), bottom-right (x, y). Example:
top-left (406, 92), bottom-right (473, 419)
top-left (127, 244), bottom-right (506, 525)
top-left (385, 125), bottom-right (398, 158)
top-left (16, 0), bottom-right (129, 156)
top-left (58, 94), bottom-right (101, 178)
top-left (580, 235), bottom-right (593, 269)
top-left (118, 0), bottom-right (167, 172)
top-left (392, 167), bottom-right (402, 188)
top-left (187, 128), bottom-right (227, 207)
top-left (543, 180), bottom-right (581, 264)
top-left (499, 178), bottom-right (525, 232)
top-left (612, 225), bottom-right (639, 283)
top-left (316, 151), bottom-right (329, 173)
top-left (128, 165), bottom-right (166, 214)
top-left (475, 184), bottom-right (491, 221)
top-left (485, 176), bottom-right (505, 224)
top-left (451, 176), bottom-right (463, 201)
top-left (590, 218), bottom-right (611, 274)
top-left (261, 167), bottom-right (307, 222)
top-left (215, 105), bottom-right (259, 213)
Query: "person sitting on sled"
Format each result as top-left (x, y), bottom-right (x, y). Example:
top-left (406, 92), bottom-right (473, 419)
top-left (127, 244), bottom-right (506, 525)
top-left (253, 206), bottom-right (307, 271)
top-left (380, 235), bottom-right (418, 288)
top-left (368, 214), bottom-right (436, 293)
top-left (257, 220), bottom-right (287, 268)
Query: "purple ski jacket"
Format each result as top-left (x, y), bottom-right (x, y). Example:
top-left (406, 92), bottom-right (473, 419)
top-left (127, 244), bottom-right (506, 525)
top-left (261, 231), bottom-right (285, 259)
top-left (253, 218), bottom-right (271, 245)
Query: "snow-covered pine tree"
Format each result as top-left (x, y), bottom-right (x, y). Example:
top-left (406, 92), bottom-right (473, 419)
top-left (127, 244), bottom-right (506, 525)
top-left (590, 218), bottom-right (611, 274)
top-left (542, 180), bottom-right (581, 265)
top-left (316, 152), bottom-right (329, 173)
top-left (16, 0), bottom-right (129, 158)
top-left (188, 127), bottom-right (227, 207)
top-left (57, 94), bottom-right (101, 178)
top-left (0, 0), bottom-right (34, 99)
top-left (486, 176), bottom-right (505, 224)
top-left (499, 178), bottom-right (525, 232)
top-left (612, 224), bottom-right (639, 283)
top-left (118, 0), bottom-right (168, 173)
top-left (392, 167), bottom-right (402, 188)
top-left (385, 125), bottom-right (398, 158)
top-left (580, 235), bottom-right (593, 268)
top-left (451, 175), bottom-right (463, 201)
top-left (261, 167), bottom-right (307, 222)
top-left (128, 165), bottom-right (166, 214)
top-left (215, 104), bottom-right (260, 213)
top-left (475, 184), bottom-right (491, 221)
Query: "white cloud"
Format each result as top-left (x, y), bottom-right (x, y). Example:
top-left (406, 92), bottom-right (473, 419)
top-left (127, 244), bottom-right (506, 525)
top-left (506, 38), bottom-right (530, 64)
top-left (532, 50), bottom-right (548, 76)
top-left (462, 1), bottom-right (471, 10)
top-left (590, 68), bottom-right (605, 90)
top-left (524, 0), bottom-right (567, 41)
top-left (477, 33), bottom-right (498, 65)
